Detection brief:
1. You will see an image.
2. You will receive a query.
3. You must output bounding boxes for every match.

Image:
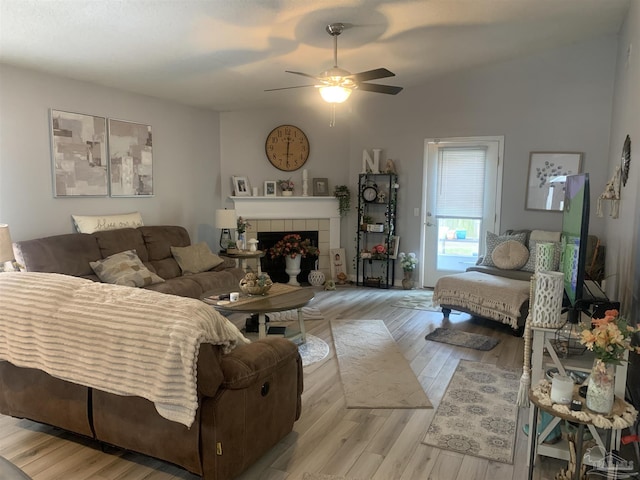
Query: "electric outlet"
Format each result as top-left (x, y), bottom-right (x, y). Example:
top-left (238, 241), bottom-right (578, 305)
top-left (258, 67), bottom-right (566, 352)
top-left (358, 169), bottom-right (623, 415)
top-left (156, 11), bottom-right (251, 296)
top-left (414, 208), bottom-right (420, 217)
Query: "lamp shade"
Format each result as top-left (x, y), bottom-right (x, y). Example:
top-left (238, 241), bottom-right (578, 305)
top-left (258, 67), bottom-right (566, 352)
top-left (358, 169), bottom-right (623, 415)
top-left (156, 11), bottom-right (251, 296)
top-left (215, 209), bottom-right (237, 229)
top-left (0, 224), bottom-right (14, 263)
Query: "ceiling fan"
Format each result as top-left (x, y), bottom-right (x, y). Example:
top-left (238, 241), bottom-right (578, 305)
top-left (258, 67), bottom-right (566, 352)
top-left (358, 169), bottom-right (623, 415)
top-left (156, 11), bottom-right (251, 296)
top-left (266, 22), bottom-right (403, 104)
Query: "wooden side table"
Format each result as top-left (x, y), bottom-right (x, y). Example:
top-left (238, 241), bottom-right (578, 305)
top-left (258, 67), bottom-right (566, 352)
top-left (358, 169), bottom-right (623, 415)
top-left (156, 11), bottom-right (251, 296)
top-left (527, 380), bottom-right (637, 480)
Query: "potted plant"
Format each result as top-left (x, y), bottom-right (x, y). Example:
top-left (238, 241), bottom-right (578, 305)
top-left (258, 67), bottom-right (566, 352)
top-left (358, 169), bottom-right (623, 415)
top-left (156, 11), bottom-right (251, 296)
top-left (398, 252), bottom-right (417, 289)
top-left (278, 179), bottom-right (294, 196)
top-left (334, 185), bottom-right (351, 217)
top-left (236, 216), bottom-right (250, 250)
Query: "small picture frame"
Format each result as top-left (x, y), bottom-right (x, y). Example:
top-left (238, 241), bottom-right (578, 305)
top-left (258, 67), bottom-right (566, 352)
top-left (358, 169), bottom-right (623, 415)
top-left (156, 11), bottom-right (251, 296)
top-left (525, 152), bottom-right (582, 211)
top-left (313, 178), bottom-right (329, 196)
top-left (389, 236), bottom-right (400, 259)
top-left (232, 176), bottom-right (251, 196)
top-left (264, 180), bottom-right (277, 197)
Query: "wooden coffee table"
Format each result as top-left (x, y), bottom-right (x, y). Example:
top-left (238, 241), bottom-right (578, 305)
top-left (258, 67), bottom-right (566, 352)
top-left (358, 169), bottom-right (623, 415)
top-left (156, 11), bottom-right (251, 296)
top-left (201, 283), bottom-right (314, 343)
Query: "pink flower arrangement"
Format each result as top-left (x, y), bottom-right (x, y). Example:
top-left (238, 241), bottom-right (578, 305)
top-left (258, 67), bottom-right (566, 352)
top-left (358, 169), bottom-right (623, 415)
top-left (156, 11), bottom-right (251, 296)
top-left (371, 244), bottom-right (386, 255)
top-left (269, 234), bottom-right (319, 259)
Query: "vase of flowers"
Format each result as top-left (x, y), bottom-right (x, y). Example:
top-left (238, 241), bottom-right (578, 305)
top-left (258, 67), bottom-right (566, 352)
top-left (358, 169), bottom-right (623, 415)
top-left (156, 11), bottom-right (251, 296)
top-left (236, 216), bottom-right (250, 250)
top-left (269, 234), bottom-right (319, 285)
top-left (279, 179), bottom-right (294, 196)
top-left (580, 309), bottom-right (640, 414)
top-left (398, 252), bottom-right (417, 290)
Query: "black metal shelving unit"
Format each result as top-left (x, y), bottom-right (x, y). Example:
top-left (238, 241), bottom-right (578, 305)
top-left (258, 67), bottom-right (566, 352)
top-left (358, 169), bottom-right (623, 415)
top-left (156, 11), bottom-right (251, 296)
top-left (356, 173), bottom-right (398, 288)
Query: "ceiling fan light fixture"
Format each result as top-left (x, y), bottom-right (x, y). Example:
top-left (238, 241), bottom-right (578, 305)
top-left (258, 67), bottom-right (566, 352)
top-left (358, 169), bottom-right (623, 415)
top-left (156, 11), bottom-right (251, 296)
top-left (319, 85), bottom-right (352, 103)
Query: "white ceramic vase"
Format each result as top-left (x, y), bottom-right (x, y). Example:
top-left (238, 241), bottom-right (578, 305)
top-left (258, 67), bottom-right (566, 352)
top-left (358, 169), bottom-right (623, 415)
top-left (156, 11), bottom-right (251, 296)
top-left (285, 254), bottom-right (302, 286)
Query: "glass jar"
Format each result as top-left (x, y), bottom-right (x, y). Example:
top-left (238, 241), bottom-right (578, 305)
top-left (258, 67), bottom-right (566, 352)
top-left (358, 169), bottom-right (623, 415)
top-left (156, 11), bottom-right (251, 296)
top-left (586, 358), bottom-right (615, 414)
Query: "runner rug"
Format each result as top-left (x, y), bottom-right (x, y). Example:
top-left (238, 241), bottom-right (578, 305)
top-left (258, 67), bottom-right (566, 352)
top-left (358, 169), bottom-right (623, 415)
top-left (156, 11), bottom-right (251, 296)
top-left (330, 319), bottom-right (432, 409)
top-left (424, 328), bottom-right (500, 351)
top-left (422, 360), bottom-right (519, 464)
top-left (391, 291), bottom-right (459, 314)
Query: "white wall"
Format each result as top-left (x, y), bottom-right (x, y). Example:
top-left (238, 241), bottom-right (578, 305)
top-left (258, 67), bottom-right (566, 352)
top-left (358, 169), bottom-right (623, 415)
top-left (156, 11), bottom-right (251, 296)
top-left (219, 105), bottom-right (351, 205)
top-left (605, 0), bottom-right (640, 313)
top-left (220, 35), bottom-right (618, 278)
top-left (0, 65), bottom-right (221, 246)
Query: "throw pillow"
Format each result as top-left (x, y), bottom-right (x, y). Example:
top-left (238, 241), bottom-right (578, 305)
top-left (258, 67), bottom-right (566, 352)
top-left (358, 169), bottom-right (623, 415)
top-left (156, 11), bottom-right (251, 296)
top-left (529, 229), bottom-right (561, 243)
top-left (479, 231), bottom-right (528, 267)
top-left (491, 240), bottom-right (530, 270)
top-left (72, 212), bottom-right (144, 234)
top-left (171, 242), bottom-right (224, 274)
top-left (90, 250), bottom-right (164, 287)
top-left (522, 240), bottom-right (562, 273)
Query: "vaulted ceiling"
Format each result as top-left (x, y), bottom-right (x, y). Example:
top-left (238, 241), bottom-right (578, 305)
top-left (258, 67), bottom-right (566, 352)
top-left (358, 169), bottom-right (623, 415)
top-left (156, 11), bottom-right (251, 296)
top-left (0, 0), bottom-right (630, 111)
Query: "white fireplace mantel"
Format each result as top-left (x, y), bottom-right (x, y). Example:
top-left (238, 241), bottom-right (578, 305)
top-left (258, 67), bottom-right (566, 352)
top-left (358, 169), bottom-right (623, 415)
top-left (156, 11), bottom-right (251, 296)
top-left (230, 196), bottom-right (341, 248)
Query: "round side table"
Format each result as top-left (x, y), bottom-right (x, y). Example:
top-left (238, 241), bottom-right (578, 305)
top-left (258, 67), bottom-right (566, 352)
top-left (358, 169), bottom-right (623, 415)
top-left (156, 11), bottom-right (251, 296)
top-left (527, 380), bottom-right (637, 480)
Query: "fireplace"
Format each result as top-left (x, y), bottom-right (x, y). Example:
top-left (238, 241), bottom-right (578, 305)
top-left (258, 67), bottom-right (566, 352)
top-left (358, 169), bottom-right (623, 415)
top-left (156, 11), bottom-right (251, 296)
top-left (258, 231), bottom-right (319, 284)
top-left (230, 196), bottom-right (341, 282)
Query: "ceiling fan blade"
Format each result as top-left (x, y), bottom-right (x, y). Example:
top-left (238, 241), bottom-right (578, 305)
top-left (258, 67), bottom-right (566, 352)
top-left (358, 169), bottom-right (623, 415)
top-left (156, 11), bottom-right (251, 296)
top-left (349, 68), bottom-right (395, 82)
top-left (357, 83), bottom-right (403, 95)
top-left (265, 84), bottom-right (317, 92)
top-left (285, 70), bottom-right (323, 81)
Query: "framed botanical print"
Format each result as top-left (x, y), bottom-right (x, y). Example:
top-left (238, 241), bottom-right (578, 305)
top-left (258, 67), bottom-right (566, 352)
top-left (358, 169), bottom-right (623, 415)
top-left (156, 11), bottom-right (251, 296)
top-left (525, 152), bottom-right (582, 211)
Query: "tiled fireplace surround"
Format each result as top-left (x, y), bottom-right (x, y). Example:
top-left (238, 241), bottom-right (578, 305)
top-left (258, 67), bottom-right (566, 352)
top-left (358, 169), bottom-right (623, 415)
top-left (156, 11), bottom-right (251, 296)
top-left (231, 197), bottom-right (340, 281)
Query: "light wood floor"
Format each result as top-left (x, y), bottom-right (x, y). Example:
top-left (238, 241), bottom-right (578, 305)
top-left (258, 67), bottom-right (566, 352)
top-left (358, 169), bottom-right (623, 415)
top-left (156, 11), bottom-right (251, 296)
top-left (0, 286), bottom-right (571, 480)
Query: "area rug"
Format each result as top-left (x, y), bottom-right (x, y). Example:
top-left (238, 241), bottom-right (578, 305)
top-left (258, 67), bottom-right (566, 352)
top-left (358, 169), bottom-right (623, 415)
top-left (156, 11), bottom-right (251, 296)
top-left (391, 291), bottom-right (459, 314)
top-left (424, 328), bottom-right (500, 351)
top-left (299, 334), bottom-right (330, 367)
top-left (330, 319), bottom-right (432, 409)
top-left (422, 360), bottom-right (519, 464)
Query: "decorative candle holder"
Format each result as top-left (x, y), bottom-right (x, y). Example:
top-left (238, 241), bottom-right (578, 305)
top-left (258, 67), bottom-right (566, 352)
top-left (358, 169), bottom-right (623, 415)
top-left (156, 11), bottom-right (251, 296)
top-left (531, 271), bottom-right (564, 328)
top-left (535, 242), bottom-right (555, 273)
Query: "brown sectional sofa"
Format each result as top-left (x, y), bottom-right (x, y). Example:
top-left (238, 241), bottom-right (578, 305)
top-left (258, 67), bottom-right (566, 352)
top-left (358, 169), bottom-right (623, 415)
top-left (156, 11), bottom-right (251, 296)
top-left (13, 225), bottom-right (245, 298)
top-left (1, 226), bottom-right (304, 479)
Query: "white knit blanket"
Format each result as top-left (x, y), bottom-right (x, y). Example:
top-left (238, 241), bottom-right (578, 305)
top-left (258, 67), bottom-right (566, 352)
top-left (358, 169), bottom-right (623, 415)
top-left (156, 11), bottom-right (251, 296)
top-left (0, 272), bottom-right (249, 427)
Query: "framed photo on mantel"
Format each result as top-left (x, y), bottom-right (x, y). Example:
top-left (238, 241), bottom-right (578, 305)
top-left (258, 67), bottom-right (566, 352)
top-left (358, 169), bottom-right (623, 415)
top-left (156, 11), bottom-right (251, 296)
top-left (525, 152), bottom-right (582, 212)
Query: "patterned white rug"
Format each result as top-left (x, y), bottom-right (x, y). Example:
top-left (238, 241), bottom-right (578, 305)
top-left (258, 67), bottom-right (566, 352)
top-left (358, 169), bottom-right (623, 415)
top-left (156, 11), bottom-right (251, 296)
top-left (299, 334), bottom-right (330, 367)
top-left (422, 359), bottom-right (520, 464)
top-left (330, 319), bottom-right (432, 409)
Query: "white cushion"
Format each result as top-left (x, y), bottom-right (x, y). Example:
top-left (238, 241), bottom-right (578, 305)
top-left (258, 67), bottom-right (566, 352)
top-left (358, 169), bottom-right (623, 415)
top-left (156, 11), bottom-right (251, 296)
top-left (72, 212), bottom-right (144, 234)
top-left (491, 240), bottom-right (530, 270)
top-left (480, 231), bottom-right (528, 267)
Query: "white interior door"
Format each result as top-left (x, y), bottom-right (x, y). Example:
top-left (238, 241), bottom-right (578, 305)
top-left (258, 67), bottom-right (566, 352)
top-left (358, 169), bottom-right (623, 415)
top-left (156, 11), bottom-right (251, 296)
top-left (421, 137), bottom-right (503, 288)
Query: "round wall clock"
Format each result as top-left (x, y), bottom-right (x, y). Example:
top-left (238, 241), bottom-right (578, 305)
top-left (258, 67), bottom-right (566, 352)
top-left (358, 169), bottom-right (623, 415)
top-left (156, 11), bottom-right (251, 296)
top-left (265, 124), bottom-right (310, 171)
top-left (621, 134), bottom-right (631, 187)
top-left (362, 185), bottom-right (378, 202)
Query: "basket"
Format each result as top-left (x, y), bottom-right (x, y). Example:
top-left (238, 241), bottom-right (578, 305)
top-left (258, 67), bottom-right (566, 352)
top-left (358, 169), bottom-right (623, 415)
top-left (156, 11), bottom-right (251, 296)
top-left (239, 272), bottom-right (273, 296)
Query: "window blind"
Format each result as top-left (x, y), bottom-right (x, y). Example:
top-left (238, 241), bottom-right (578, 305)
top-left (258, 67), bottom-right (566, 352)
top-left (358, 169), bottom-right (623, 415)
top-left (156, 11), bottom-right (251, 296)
top-left (436, 147), bottom-right (486, 218)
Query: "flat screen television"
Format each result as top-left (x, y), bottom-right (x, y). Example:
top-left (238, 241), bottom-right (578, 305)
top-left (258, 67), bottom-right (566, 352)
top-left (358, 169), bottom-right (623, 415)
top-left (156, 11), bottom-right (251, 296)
top-left (561, 173), bottom-right (590, 324)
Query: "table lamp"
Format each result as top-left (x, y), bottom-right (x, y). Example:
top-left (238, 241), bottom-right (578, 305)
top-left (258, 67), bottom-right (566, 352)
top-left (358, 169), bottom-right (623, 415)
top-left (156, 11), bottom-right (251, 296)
top-left (215, 209), bottom-right (236, 251)
top-left (0, 224), bottom-right (15, 272)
